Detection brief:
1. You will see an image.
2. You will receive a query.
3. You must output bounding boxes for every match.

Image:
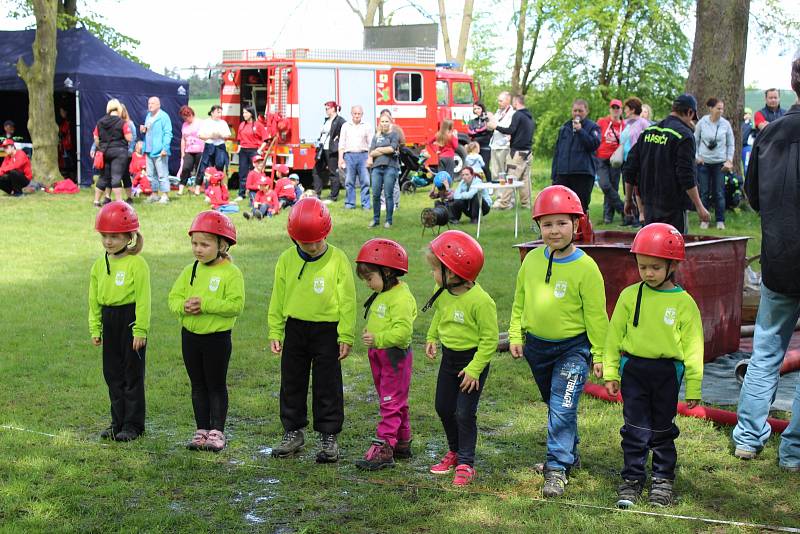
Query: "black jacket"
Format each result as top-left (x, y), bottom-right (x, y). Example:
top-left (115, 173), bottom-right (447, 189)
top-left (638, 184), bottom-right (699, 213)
top-left (468, 114), bottom-right (492, 148)
top-left (746, 104), bottom-right (800, 296)
top-left (551, 117), bottom-right (601, 178)
top-left (495, 107), bottom-right (534, 152)
top-left (623, 115), bottom-right (697, 216)
top-left (96, 114), bottom-right (128, 152)
top-left (322, 115), bottom-right (346, 155)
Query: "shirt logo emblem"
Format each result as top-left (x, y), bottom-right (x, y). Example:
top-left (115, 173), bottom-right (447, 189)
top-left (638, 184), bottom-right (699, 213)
top-left (115, 271), bottom-right (125, 286)
top-left (314, 276), bottom-right (325, 294)
top-left (554, 281), bottom-right (568, 298)
top-left (376, 304), bottom-right (387, 318)
top-left (453, 310), bottom-right (464, 323)
top-left (664, 307), bottom-right (677, 326)
top-left (209, 277), bottom-right (221, 292)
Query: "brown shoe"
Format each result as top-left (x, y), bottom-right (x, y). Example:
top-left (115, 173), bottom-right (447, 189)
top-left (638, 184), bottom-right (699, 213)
top-left (355, 440), bottom-right (395, 471)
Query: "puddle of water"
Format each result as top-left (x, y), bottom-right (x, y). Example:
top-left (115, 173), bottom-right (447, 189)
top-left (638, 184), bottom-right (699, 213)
top-left (258, 447), bottom-right (274, 456)
top-left (168, 502), bottom-right (184, 512)
top-left (245, 512), bottom-right (267, 524)
top-left (273, 526), bottom-right (295, 534)
top-left (255, 494), bottom-right (276, 503)
top-left (258, 477), bottom-right (280, 485)
top-left (229, 459), bottom-right (245, 465)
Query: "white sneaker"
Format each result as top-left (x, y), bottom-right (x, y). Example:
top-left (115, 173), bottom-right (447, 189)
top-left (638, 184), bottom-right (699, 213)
top-left (699, 221), bottom-right (709, 230)
top-left (323, 199), bottom-right (333, 205)
top-left (234, 196), bottom-right (244, 202)
top-left (716, 221), bottom-right (726, 230)
top-left (158, 195), bottom-right (170, 204)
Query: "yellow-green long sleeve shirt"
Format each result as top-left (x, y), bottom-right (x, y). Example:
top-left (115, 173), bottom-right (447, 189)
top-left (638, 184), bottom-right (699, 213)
top-left (365, 282), bottom-right (417, 349)
top-left (268, 244), bottom-right (356, 345)
top-left (508, 247), bottom-right (608, 358)
top-left (168, 260), bottom-right (245, 334)
top-left (603, 283), bottom-right (704, 399)
top-left (425, 283), bottom-right (498, 379)
top-left (88, 254), bottom-right (151, 338)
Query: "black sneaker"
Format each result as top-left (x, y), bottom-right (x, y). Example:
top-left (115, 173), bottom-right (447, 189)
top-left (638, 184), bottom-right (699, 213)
top-left (271, 429), bottom-right (305, 458)
top-left (113, 429), bottom-right (140, 442)
top-left (616, 479), bottom-right (644, 508)
top-left (648, 478), bottom-right (675, 507)
top-left (99, 426), bottom-right (115, 440)
top-left (316, 433), bottom-right (339, 463)
top-left (542, 468), bottom-right (568, 497)
top-left (243, 212), bottom-right (252, 220)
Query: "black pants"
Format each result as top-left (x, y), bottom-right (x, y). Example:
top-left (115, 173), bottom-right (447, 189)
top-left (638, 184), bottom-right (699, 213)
top-left (645, 207), bottom-right (688, 235)
top-left (280, 317), bottom-right (344, 434)
top-left (121, 154), bottom-right (132, 189)
top-left (180, 152), bottom-right (202, 184)
top-left (553, 173), bottom-right (594, 212)
top-left (0, 170), bottom-right (29, 195)
top-left (197, 144), bottom-right (229, 180)
top-left (435, 345), bottom-right (490, 466)
top-left (237, 147), bottom-right (258, 197)
top-left (97, 146), bottom-right (130, 189)
top-left (313, 150), bottom-right (342, 200)
top-left (449, 196), bottom-right (490, 223)
top-left (181, 328), bottom-right (232, 432)
top-left (620, 354), bottom-right (683, 482)
top-left (101, 304), bottom-right (146, 434)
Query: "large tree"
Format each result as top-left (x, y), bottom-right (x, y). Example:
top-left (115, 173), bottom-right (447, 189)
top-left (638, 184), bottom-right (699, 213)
top-left (437, 0), bottom-right (475, 69)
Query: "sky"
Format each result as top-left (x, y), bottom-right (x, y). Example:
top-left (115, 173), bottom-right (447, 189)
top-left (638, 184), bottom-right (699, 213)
top-left (1, 0), bottom-right (798, 90)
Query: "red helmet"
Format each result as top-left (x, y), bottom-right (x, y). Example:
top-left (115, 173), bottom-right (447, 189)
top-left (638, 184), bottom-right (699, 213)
top-left (430, 230), bottom-right (484, 282)
top-left (287, 197), bottom-right (331, 242)
top-left (356, 239), bottom-right (408, 273)
top-left (533, 185), bottom-right (584, 220)
top-left (189, 210), bottom-right (237, 245)
top-left (258, 176), bottom-right (270, 186)
top-left (96, 201), bottom-right (139, 233)
top-left (630, 223), bottom-right (685, 261)
top-left (275, 164), bottom-right (290, 175)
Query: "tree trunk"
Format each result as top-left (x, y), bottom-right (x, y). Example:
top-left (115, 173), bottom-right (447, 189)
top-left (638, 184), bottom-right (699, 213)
top-left (17, 0), bottom-right (62, 186)
top-left (686, 0), bottom-right (751, 176)
top-left (511, 0), bottom-right (529, 94)
top-left (454, 0), bottom-right (475, 69)
top-left (438, 0), bottom-right (454, 61)
top-left (59, 0), bottom-right (78, 17)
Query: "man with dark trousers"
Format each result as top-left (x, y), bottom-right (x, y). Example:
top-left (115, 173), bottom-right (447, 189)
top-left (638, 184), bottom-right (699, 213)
top-left (753, 88), bottom-right (785, 138)
top-left (622, 94), bottom-right (710, 234)
top-left (551, 99), bottom-right (601, 212)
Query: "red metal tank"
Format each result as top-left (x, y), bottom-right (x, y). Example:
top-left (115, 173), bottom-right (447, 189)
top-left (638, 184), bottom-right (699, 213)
top-left (515, 231), bottom-right (749, 362)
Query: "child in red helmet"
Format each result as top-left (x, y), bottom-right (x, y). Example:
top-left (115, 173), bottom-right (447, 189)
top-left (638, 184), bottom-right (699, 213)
top-left (204, 168), bottom-right (229, 209)
top-left (129, 141), bottom-right (151, 198)
top-left (508, 185), bottom-right (608, 497)
top-left (354, 239), bottom-right (417, 470)
top-left (276, 173), bottom-right (300, 209)
top-left (244, 154), bottom-right (269, 206)
top-left (268, 197), bottom-right (356, 463)
top-left (168, 211), bottom-right (244, 453)
top-left (423, 230), bottom-right (498, 486)
top-left (602, 222), bottom-right (703, 508)
top-left (89, 201), bottom-right (151, 442)
top-left (243, 176), bottom-right (280, 220)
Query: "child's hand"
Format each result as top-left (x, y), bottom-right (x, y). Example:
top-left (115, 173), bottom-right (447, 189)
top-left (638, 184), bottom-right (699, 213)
top-left (685, 399), bottom-right (700, 409)
top-left (605, 380), bottom-right (620, 397)
top-left (425, 342), bottom-right (437, 360)
top-left (270, 339), bottom-right (282, 355)
top-left (362, 330), bottom-right (375, 347)
top-left (132, 337), bottom-right (147, 351)
top-left (458, 370), bottom-right (480, 393)
top-left (92, 337), bottom-right (101, 346)
top-left (184, 297), bottom-right (202, 315)
top-left (593, 363), bottom-right (603, 378)
top-left (338, 343), bottom-right (351, 360)
top-left (509, 344), bottom-right (523, 359)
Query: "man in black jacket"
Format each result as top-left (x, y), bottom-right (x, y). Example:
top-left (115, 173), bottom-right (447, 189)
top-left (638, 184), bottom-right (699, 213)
top-left (488, 94), bottom-right (534, 209)
top-left (623, 94), bottom-right (710, 234)
top-left (733, 57), bottom-right (800, 469)
top-left (313, 101), bottom-right (346, 201)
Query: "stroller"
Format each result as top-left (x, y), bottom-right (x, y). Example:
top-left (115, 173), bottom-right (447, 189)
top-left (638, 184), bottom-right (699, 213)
top-left (398, 147), bottom-right (433, 194)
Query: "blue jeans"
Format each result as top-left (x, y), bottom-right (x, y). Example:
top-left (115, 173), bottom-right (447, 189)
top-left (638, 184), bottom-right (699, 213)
top-left (733, 284), bottom-right (800, 468)
top-left (146, 154), bottom-right (170, 193)
top-left (523, 333), bottom-right (590, 471)
top-left (371, 165), bottom-right (398, 225)
top-left (344, 152), bottom-right (370, 208)
top-left (697, 162), bottom-right (725, 223)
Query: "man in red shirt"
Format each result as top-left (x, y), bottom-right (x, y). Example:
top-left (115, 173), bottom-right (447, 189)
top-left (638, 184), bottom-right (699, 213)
top-left (0, 138), bottom-right (31, 196)
top-left (753, 88), bottom-right (785, 137)
top-left (595, 99), bottom-right (626, 224)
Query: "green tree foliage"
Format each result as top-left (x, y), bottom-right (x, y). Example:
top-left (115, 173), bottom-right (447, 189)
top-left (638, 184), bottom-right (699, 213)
top-left (464, 9), bottom-right (502, 108)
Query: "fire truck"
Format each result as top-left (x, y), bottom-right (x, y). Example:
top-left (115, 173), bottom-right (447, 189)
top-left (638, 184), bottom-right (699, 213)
top-left (218, 47), bottom-right (479, 179)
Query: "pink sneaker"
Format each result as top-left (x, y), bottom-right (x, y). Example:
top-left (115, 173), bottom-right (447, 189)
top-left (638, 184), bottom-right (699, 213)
top-left (452, 464), bottom-right (476, 486)
top-left (187, 429), bottom-right (208, 450)
top-left (205, 430), bottom-right (227, 452)
top-left (430, 450), bottom-right (458, 474)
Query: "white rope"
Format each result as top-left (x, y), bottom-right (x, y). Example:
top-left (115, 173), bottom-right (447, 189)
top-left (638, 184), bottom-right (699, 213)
top-left (2, 423), bottom-right (798, 533)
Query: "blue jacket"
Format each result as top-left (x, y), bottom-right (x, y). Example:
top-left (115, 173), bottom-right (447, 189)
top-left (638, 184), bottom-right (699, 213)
top-left (453, 176), bottom-right (492, 205)
top-left (551, 118), bottom-right (601, 179)
top-left (144, 109), bottom-right (172, 156)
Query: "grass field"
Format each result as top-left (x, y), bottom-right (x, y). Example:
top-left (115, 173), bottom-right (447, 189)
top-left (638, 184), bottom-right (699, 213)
top-left (0, 170), bottom-right (794, 533)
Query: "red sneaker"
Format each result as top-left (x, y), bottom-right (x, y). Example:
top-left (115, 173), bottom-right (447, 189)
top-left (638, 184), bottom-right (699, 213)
top-left (430, 450), bottom-right (458, 474)
top-left (452, 464), bottom-right (476, 486)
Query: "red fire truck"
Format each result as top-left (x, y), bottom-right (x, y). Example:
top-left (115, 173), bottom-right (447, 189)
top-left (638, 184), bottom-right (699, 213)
top-left (219, 47), bottom-right (479, 178)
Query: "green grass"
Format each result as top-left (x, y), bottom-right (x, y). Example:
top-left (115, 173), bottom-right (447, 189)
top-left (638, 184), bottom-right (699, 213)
top-left (0, 177), bottom-right (793, 533)
top-left (189, 98), bottom-right (220, 116)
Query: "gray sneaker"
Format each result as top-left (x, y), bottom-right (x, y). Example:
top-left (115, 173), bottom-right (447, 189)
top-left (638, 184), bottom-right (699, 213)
top-left (734, 447), bottom-right (758, 460)
top-left (271, 429), bottom-right (305, 458)
top-left (648, 478), bottom-right (675, 507)
top-left (542, 468), bottom-right (567, 497)
top-left (316, 433), bottom-right (339, 463)
top-left (616, 479), bottom-right (643, 508)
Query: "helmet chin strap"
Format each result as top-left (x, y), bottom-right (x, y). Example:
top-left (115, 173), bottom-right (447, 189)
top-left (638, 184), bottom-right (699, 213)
top-left (544, 220), bottom-right (576, 284)
top-left (632, 259), bottom-right (673, 327)
top-left (363, 267), bottom-right (394, 319)
top-left (423, 264), bottom-right (466, 312)
top-left (190, 239), bottom-right (228, 286)
top-left (104, 241), bottom-right (131, 275)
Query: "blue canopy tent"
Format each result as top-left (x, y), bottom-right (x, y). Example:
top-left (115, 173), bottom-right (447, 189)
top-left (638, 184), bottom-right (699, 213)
top-left (0, 28), bottom-right (188, 186)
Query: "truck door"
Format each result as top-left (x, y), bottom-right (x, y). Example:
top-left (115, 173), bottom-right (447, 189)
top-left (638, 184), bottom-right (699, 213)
top-left (338, 68), bottom-right (376, 132)
top-left (296, 67), bottom-right (336, 144)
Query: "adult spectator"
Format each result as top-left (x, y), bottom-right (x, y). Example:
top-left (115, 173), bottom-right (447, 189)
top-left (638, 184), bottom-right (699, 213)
top-left (490, 93), bottom-right (534, 209)
top-left (93, 98), bottom-right (133, 206)
top-left (313, 100), bottom-right (345, 201)
top-left (197, 104), bottom-right (231, 184)
top-left (178, 105), bottom-right (203, 196)
top-left (595, 99), bottom-right (626, 224)
top-left (57, 107), bottom-right (75, 178)
top-left (120, 103), bottom-right (136, 202)
top-left (623, 94), bottom-right (710, 234)
top-left (379, 108), bottom-right (404, 210)
top-left (3, 120), bottom-right (15, 141)
top-left (0, 138), bottom-right (31, 196)
top-left (488, 91), bottom-right (514, 197)
top-left (733, 58), bottom-right (800, 468)
top-left (618, 97), bottom-right (651, 226)
top-left (694, 97), bottom-right (734, 230)
top-left (367, 114), bottom-right (400, 228)
top-left (141, 96), bottom-right (173, 204)
top-left (741, 107), bottom-right (755, 172)
top-left (551, 99), bottom-right (601, 212)
top-left (235, 105), bottom-right (267, 201)
top-left (753, 88), bottom-right (785, 136)
top-left (428, 119), bottom-right (458, 179)
top-left (467, 101), bottom-right (492, 180)
top-left (448, 166), bottom-right (491, 224)
top-left (338, 104), bottom-right (373, 209)
top-left (641, 104), bottom-right (654, 124)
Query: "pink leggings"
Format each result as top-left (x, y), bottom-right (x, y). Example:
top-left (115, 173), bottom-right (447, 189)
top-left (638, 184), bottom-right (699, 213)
top-left (368, 348), bottom-right (412, 446)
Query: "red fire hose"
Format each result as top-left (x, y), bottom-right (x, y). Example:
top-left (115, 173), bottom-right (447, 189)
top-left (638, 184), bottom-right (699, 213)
top-left (583, 382), bottom-right (789, 434)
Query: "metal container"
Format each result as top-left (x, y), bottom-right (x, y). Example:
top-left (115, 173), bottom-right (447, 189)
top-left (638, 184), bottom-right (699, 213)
top-left (515, 231), bottom-right (749, 362)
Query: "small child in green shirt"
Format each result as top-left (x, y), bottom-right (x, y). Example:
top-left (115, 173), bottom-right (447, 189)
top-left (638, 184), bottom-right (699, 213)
top-left (354, 238), bottom-right (417, 471)
top-left (602, 223), bottom-right (703, 508)
top-left (88, 201), bottom-right (151, 442)
top-left (424, 230), bottom-right (498, 487)
top-left (268, 197), bottom-right (356, 463)
top-left (168, 211), bottom-right (244, 453)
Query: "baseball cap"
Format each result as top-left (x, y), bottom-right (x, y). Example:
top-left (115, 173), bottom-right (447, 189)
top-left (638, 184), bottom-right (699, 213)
top-left (258, 176), bottom-right (269, 185)
top-left (609, 99), bottom-right (623, 108)
top-left (252, 154), bottom-right (265, 163)
top-left (2, 138), bottom-right (15, 147)
top-left (674, 93), bottom-right (698, 115)
top-left (288, 173), bottom-right (300, 181)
